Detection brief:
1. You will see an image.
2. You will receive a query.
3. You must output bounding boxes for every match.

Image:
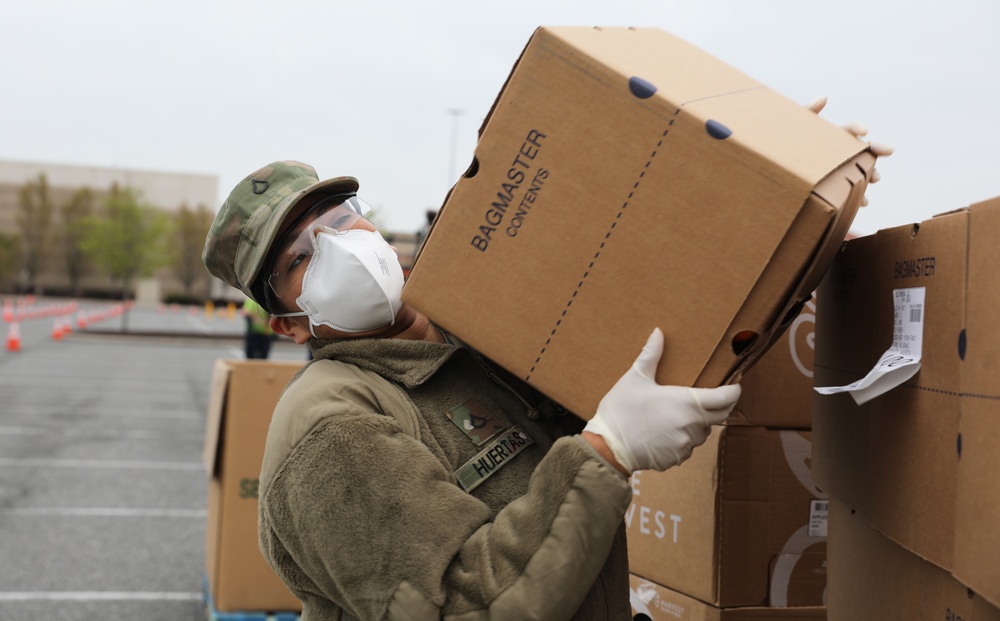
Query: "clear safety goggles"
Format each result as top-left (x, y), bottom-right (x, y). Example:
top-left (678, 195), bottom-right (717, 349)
top-left (266, 194), bottom-right (373, 300)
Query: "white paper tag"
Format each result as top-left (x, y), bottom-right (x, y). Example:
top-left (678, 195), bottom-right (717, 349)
top-left (808, 499), bottom-right (829, 537)
top-left (814, 287), bottom-right (925, 405)
top-left (635, 582), bottom-right (658, 605)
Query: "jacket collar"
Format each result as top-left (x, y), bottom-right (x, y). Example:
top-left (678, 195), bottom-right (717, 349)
top-left (309, 331), bottom-right (463, 388)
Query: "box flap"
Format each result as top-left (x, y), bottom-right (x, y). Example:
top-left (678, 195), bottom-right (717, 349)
top-left (545, 27), bottom-right (868, 185)
top-left (721, 150), bottom-right (875, 385)
top-left (933, 206), bottom-right (971, 219)
top-left (202, 358), bottom-right (234, 476)
top-left (793, 150), bottom-right (875, 296)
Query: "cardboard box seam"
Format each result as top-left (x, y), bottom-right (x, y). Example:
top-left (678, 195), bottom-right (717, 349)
top-left (715, 424), bottom-right (729, 604)
top-left (814, 361), bottom-right (1000, 401)
top-left (524, 108), bottom-right (687, 384)
top-left (533, 121), bottom-right (856, 390)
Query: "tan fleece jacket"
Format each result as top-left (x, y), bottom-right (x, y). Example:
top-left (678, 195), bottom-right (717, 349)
top-left (258, 334), bottom-right (633, 621)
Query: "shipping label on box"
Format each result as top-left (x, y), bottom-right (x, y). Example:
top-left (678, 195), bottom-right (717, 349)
top-left (403, 26), bottom-right (874, 420)
top-left (626, 426), bottom-right (827, 607)
top-left (203, 359), bottom-right (304, 613)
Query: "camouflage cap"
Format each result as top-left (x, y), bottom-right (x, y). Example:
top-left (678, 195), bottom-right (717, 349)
top-left (202, 161), bottom-right (359, 301)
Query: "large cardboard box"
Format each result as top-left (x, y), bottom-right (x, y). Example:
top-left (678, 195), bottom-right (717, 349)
top-left (626, 427), bottom-right (827, 607)
top-left (813, 208), bottom-right (966, 567)
top-left (403, 26), bottom-right (876, 420)
top-left (630, 574), bottom-right (826, 620)
top-left (812, 198), bottom-right (1000, 608)
top-left (203, 359), bottom-right (304, 613)
top-left (827, 499), bottom-right (1000, 621)
top-left (953, 198), bottom-right (1000, 604)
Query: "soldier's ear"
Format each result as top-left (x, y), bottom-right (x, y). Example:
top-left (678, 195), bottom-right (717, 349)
top-left (270, 316), bottom-right (310, 344)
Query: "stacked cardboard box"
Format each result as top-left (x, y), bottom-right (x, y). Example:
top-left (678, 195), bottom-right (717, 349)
top-left (627, 322), bottom-right (828, 616)
top-left (630, 574), bottom-right (826, 620)
top-left (203, 359), bottom-right (304, 614)
top-left (403, 25), bottom-right (876, 421)
top-left (826, 499), bottom-right (1000, 621)
top-left (812, 198), bottom-right (1000, 619)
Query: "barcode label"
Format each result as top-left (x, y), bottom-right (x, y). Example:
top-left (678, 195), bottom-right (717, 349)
top-left (815, 287), bottom-right (925, 405)
top-left (809, 499), bottom-right (829, 537)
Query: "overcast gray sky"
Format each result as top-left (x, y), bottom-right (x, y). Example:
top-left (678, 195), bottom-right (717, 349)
top-left (3, 0), bottom-right (998, 235)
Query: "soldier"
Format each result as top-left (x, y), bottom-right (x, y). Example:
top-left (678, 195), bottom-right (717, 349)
top-left (241, 296), bottom-right (274, 359)
top-left (203, 160), bottom-right (742, 620)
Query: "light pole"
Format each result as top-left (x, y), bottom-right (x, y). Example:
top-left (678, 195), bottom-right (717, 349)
top-left (447, 108), bottom-right (465, 186)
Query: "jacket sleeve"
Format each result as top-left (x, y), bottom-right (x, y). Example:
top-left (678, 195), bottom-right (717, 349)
top-left (259, 392), bottom-right (632, 621)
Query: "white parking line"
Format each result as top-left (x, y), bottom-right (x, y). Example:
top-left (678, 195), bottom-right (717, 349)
top-left (0, 592), bottom-right (203, 601)
top-left (0, 458), bottom-right (203, 470)
top-left (0, 507), bottom-right (206, 518)
top-left (3, 406), bottom-right (202, 421)
top-left (0, 426), bottom-right (202, 440)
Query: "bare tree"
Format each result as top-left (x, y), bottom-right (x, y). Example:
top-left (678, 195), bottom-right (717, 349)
top-left (16, 173), bottom-right (55, 293)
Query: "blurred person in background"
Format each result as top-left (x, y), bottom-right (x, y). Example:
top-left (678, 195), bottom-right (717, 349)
top-left (242, 296), bottom-right (274, 359)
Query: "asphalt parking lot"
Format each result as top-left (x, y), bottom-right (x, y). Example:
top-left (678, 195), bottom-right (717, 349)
top-left (0, 299), bottom-right (305, 621)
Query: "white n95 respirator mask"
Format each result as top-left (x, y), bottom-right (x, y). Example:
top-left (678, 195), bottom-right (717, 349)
top-left (276, 227), bottom-right (405, 336)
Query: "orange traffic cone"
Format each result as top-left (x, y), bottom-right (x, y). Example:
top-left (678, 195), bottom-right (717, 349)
top-left (52, 318), bottom-right (64, 341)
top-left (5, 322), bottom-right (21, 352)
top-left (61, 317), bottom-right (72, 338)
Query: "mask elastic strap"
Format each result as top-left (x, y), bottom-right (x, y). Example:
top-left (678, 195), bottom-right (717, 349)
top-left (270, 309), bottom-right (308, 319)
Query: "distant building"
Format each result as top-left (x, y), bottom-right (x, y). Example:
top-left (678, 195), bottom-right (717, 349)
top-left (0, 159), bottom-right (426, 304)
top-left (0, 159), bottom-right (219, 301)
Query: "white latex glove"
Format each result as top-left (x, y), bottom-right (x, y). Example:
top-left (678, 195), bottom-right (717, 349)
top-left (806, 96), bottom-right (894, 206)
top-left (583, 328), bottom-right (742, 474)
